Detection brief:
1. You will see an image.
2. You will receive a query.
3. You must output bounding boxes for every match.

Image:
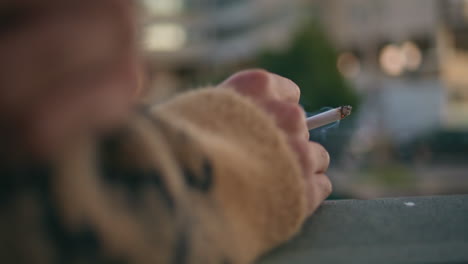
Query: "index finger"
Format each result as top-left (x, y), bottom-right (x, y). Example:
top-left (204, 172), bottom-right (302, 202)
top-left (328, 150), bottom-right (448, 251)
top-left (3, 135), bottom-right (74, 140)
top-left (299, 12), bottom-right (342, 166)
top-left (219, 69), bottom-right (301, 103)
top-left (270, 72), bottom-right (301, 103)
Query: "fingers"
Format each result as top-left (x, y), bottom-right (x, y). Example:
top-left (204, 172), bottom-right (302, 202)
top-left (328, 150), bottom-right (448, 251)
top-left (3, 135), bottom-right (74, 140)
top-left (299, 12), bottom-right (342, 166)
top-left (219, 69), bottom-right (306, 139)
top-left (304, 142), bottom-right (331, 214)
top-left (220, 69), bottom-right (301, 103)
top-left (307, 142), bottom-right (330, 174)
top-left (288, 137), bottom-right (330, 173)
top-left (274, 74), bottom-right (301, 103)
top-left (261, 100), bottom-right (309, 140)
top-left (306, 173), bottom-right (332, 214)
top-left (219, 69), bottom-right (332, 215)
top-left (289, 138), bottom-right (331, 215)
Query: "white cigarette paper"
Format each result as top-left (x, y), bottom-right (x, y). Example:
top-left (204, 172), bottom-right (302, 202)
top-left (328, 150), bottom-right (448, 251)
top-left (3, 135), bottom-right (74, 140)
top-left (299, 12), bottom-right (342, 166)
top-left (306, 105), bottom-right (352, 130)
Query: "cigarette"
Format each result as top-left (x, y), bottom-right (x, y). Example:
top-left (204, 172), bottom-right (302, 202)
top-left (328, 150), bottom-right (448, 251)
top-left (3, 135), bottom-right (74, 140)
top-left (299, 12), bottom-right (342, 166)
top-left (306, 105), bottom-right (352, 130)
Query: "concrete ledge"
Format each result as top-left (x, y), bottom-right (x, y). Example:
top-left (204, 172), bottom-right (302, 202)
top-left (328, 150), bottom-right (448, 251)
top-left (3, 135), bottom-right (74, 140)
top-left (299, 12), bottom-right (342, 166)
top-left (259, 195), bottom-right (468, 264)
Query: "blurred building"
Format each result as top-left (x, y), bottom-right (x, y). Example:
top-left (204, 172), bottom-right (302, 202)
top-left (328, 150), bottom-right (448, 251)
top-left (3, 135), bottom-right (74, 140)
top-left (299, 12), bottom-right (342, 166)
top-left (136, 0), bottom-right (468, 198)
top-left (139, 0), bottom-right (306, 98)
top-left (309, 0), bottom-right (468, 198)
top-left (139, 0), bottom-right (468, 131)
top-left (312, 0), bottom-right (468, 143)
top-left (439, 0), bottom-right (468, 129)
top-left (316, 0), bottom-right (437, 54)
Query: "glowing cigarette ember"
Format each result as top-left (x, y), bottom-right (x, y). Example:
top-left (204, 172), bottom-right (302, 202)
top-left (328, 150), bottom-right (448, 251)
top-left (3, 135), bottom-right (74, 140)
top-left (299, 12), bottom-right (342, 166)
top-left (306, 105), bottom-right (352, 130)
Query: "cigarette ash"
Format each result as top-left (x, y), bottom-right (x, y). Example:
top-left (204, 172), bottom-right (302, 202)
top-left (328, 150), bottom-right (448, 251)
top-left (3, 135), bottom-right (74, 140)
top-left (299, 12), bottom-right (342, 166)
top-left (307, 107), bottom-right (341, 142)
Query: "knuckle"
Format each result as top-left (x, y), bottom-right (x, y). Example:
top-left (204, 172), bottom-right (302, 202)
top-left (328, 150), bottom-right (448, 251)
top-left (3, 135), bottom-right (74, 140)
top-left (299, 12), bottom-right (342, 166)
top-left (242, 69), bottom-right (271, 89)
top-left (272, 74), bottom-right (301, 102)
top-left (295, 83), bottom-right (301, 98)
top-left (310, 142), bottom-right (330, 166)
top-left (233, 69), bottom-right (270, 87)
top-left (287, 78), bottom-right (301, 99)
top-left (322, 176), bottom-right (333, 195)
top-left (278, 103), bottom-right (307, 135)
top-left (286, 103), bottom-right (305, 122)
top-left (310, 141), bottom-right (328, 156)
top-left (244, 68), bottom-right (270, 79)
top-left (225, 69), bottom-right (272, 96)
top-left (276, 103), bottom-right (305, 132)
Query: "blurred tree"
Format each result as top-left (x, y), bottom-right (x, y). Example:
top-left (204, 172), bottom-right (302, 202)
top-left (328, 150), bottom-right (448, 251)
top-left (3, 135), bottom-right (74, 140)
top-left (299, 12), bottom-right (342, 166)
top-left (196, 22), bottom-right (362, 197)
top-left (255, 22), bottom-right (361, 164)
top-left (256, 22), bottom-right (359, 113)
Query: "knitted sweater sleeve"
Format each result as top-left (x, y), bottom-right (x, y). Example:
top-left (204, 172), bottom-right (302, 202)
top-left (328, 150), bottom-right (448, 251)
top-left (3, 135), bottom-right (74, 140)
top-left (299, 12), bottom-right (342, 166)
top-left (0, 88), bottom-right (308, 264)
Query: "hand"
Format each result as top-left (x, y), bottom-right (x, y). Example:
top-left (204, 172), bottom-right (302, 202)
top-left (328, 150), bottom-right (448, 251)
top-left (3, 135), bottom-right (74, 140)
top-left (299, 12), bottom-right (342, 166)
top-left (219, 69), bottom-right (332, 214)
top-left (0, 0), bottom-right (140, 159)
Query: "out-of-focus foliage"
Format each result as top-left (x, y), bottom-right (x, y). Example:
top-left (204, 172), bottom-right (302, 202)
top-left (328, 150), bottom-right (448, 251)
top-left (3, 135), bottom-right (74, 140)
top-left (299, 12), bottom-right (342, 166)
top-left (255, 21), bottom-right (360, 161)
top-left (200, 21), bottom-right (361, 163)
top-left (256, 22), bottom-right (360, 113)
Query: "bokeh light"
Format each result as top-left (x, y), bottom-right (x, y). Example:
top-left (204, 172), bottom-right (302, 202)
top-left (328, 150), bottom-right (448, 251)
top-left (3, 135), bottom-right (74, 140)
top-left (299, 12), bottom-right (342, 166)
top-left (337, 52), bottom-right (361, 78)
top-left (401, 41), bottom-right (422, 71)
top-left (144, 23), bottom-right (187, 52)
top-left (142, 0), bottom-right (183, 15)
top-left (379, 44), bottom-right (406, 76)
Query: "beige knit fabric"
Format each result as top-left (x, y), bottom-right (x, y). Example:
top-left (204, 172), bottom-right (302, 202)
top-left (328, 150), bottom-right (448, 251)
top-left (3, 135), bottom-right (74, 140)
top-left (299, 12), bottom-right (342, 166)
top-left (0, 88), bottom-right (307, 264)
